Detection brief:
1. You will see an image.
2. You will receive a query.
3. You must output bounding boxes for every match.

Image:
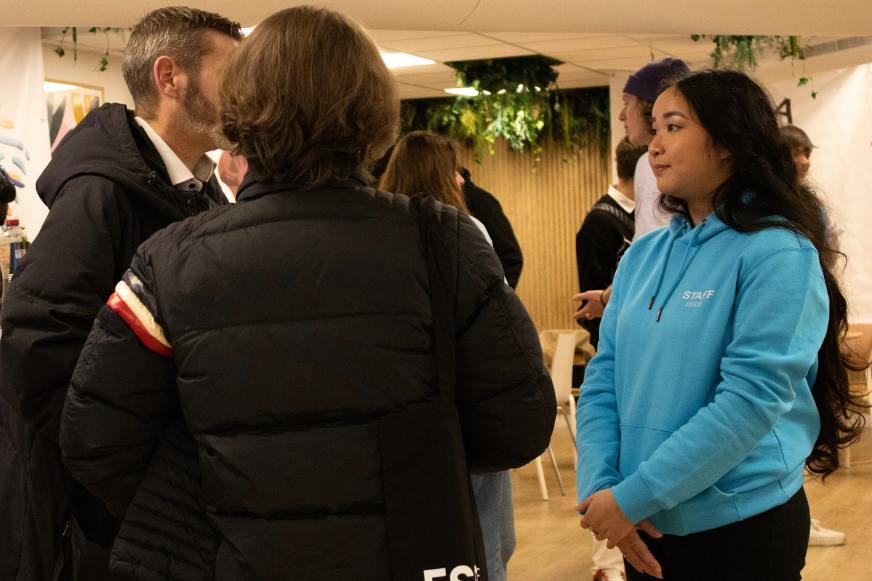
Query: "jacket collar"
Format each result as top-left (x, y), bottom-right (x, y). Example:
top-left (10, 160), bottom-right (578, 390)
top-left (236, 168), bottom-right (372, 203)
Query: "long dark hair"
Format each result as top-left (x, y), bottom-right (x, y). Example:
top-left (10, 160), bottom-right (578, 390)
top-left (659, 69), bottom-right (867, 477)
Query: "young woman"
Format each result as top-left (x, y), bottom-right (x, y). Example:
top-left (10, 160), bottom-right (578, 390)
top-left (379, 131), bottom-right (515, 581)
top-left (780, 124), bottom-right (842, 260)
top-left (59, 8), bottom-right (555, 579)
top-left (576, 69), bottom-right (867, 580)
top-left (781, 125), bottom-right (813, 183)
top-left (378, 131), bottom-right (493, 242)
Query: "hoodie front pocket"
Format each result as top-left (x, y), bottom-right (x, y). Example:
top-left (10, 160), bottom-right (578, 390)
top-left (714, 431), bottom-right (788, 494)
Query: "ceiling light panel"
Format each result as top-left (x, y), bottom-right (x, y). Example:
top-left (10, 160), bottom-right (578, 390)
top-left (381, 52), bottom-right (436, 69)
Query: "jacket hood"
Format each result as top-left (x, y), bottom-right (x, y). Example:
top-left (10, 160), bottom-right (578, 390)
top-left (36, 103), bottom-right (183, 219)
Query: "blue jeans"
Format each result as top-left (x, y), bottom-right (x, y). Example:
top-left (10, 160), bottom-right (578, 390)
top-left (471, 471), bottom-right (516, 581)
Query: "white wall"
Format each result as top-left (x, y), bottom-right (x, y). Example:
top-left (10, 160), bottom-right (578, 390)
top-left (759, 64), bottom-right (872, 323)
top-left (41, 45), bottom-right (132, 106)
top-left (0, 29), bottom-right (53, 237)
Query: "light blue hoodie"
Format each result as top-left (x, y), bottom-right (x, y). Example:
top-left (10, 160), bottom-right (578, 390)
top-left (576, 212), bottom-right (827, 535)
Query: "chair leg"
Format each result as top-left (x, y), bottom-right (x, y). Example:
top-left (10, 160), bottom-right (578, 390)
top-left (560, 408), bottom-right (578, 468)
top-left (568, 395), bottom-right (578, 439)
top-left (534, 456), bottom-right (549, 501)
top-left (546, 446), bottom-right (566, 495)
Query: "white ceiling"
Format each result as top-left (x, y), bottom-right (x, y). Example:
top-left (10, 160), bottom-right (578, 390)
top-left (9, 0), bottom-right (872, 34)
top-left (42, 25), bottom-right (870, 100)
top-left (30, 0), bottom-right (872, 99)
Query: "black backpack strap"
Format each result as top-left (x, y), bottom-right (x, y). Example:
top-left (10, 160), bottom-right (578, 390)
top-left (591, 201), bottom-right (634, 234)
top-left (412, 194), bottom-right (459, 401)
top-left (359, 188), bottom-right (487, 581)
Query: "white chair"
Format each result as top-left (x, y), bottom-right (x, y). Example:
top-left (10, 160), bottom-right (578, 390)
top-left (533, 445), bottom-right (565, 501)
top-left (551, 332), bottom-right (579, 466)
top-left (531, 331), bottom-right (579, 500)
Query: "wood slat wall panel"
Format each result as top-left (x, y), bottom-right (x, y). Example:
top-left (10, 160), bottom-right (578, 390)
top-left (458, 134), bottom-right (610, 331)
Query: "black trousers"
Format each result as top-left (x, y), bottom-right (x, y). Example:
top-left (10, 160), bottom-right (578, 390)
top-left (626, 487), bottom-right (810, 581)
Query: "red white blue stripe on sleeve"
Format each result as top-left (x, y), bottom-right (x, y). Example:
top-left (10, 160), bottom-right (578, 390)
top-left (106, 276), bottom-right (173, 357)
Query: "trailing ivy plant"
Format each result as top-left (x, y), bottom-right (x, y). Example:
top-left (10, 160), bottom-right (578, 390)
top-left (691, 35), bottom-right (816, 98)
top-left (54, 27), bottom-right (127, 72)
top-left (400, 55), bottom-right (610, 163)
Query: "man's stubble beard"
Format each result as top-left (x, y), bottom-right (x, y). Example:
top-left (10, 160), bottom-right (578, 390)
top-left (182, 77), bottom-right (233, 151)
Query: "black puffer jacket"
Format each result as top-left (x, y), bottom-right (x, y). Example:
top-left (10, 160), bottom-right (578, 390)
top-left (60, 177), bottom-right (555, 580)
top-left (0, 103), bottom-right (225, 581)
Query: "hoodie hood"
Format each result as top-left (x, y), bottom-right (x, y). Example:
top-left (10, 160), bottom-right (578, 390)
top-left (666, 212), bottom-right (730, 245)
top-left (646, 212), bottom-right (731, 321)
top-left (36, 103), bottom-right (186, 220)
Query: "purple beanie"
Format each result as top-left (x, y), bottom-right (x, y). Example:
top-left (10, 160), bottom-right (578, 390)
top-left (623, 58), bottom-right (691, 103)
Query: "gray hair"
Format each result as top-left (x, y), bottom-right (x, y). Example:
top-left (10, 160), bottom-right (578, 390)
top-left (123, 6), bottom-right (242, 117)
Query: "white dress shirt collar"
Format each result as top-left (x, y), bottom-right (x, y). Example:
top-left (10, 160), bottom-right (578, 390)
top-left (134, 117), bottom-right (215, 192)
top-left (607, 184), bottom-right (636, 214)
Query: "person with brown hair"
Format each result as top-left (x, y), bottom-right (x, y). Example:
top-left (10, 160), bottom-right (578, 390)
top-left (380, 130), bottom-right (515, 581)
top-left (575, 59), bottom-right (690, 327)
top-left (0, 7), bottom-right (240, 580)
top-left (781, 125), bottom-right (813, 184)
top-left (379, 131), bottom-right (469, 210)
top-left (60, 6), bottom-right (554, 579)
top-left (779, 124), bottom-right (846, 548)
top-left (575, 137), bottom-right (647, 350)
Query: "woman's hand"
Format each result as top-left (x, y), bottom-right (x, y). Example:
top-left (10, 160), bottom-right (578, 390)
top-left (578, 489), bottom-right (634, 545)
top-left (616, 521), bottom-right (664, 579)
top-left (578, 490), bottom-right (664, 578)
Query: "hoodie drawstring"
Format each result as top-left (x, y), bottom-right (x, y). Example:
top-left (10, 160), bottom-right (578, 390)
top-left (648, 235), bottom-right (676, 314)
top-left (649, 220), bottom-right (707, 322)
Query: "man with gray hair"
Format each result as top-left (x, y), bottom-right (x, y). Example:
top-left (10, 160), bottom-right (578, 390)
top-left (0, 7), bottom-right (240, 579)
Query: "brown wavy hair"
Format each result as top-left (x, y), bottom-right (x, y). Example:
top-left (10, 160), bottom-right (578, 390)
top-left (219, 6), bottom-right (399, 185)
top-left (378, 131), bottom-right (468, 212)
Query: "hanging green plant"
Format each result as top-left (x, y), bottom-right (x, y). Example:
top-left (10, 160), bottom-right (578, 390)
top-left (401, 55), bottom-right (609, 163)
top-left (550, 88), bottom-right (610, 156)
top-left (54, 27), bottom-right (126, 72)
top-left (448, 56), bottom-right (559, 161)
top-left (691, 35), bottom-right (816, 98)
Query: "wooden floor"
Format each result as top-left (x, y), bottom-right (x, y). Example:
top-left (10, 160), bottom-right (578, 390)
top-left (508, 424), bottom-right (872, 580)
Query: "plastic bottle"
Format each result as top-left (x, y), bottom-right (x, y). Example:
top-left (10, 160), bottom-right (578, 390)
top-left (0, 218), bottom-right (29, 284)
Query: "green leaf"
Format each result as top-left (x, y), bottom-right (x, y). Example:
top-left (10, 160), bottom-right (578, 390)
top-left (54, 46), bottom-right (65, 58)
top-left (691, 34), bottom-right (701, 42)
top-left (798, 77), bottom-right (809, 86)
top-left (811, 91), bottom-right (818, 99)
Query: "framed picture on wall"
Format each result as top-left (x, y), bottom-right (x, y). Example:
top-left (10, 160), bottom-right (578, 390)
top-left (44, 79), bottom-right (105, 152)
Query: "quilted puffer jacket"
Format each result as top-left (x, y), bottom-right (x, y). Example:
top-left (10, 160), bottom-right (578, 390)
top-left (60, 176), bottom-right (555, 580)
